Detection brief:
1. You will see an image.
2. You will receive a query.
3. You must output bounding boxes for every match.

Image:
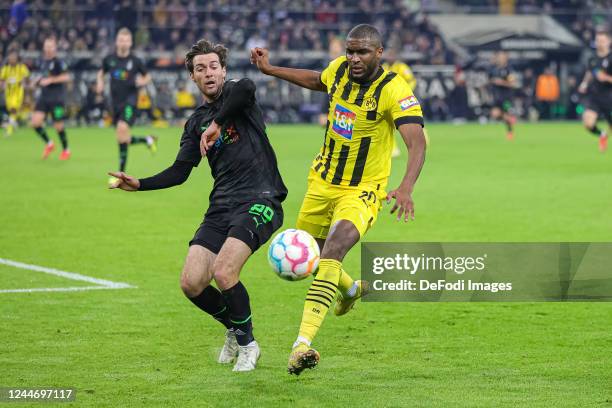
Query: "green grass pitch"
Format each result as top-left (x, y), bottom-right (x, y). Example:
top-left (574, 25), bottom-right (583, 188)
top-left (1, 122), bottom-right (611, 407)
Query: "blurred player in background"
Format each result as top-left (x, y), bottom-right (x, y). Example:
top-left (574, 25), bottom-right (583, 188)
top-left (97, 28), bottom-right (158, 186)
top-left (0, 49), bottom-right (29, 136)
top-left (578, 28), bottom-right (611, 152)
top-left (489, 51), bottom-right (517, 140)
top-left (383, 48), bottom-right (417, 157)
top-left (108, 39), bottom-right (287, 372)
top-left (31, 37), bottom-right (71, 160)
top-left (251, 24), bottom-right (426, 375)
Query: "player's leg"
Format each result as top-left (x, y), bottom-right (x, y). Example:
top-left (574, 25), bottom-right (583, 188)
top-left (121, 104), bottom-right (158, 153)
top-left (181, 223), bottom-right (237, 364)
top-left (314, 237), bottom-right (359, 306)
top-left (31, 104), bottom-right (54, 159)
top-left (52, 105), bottom-right (70, 160)
top-left (215, 200), bottom-right (283, 371)
top-left (582, 108), bottom-right (606, 152)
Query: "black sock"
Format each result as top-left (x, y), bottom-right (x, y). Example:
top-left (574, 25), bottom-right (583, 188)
top-left (119, 143), bottom-right (128, 172)
top-left (130, 135), bottom-right (148, 144)
top-left (34, 127), bottom-right (50, 143)
top-left (187, 286), bottom-right (232, 329)
top-left (221, 281), bottom-right (254, 346)
top-left (58, 129), bottom-right (68, 150)
top-left (588, 125), bottom-right (602, 137)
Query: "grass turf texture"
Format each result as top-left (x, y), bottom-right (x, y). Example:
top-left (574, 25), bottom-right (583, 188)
top-left (1, 122), bottom-right (611, 407)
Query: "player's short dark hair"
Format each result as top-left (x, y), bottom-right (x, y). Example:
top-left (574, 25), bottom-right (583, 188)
top-left (347, 24), bottom-right (383, 48)
top-left (185, 39), bottom-right (228, 73)
top-left (595, 26), bottom-right (610, 38)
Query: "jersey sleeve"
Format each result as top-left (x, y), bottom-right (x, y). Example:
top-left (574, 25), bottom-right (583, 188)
top-left (53, 60), bottom-right (68, 75)
top-left (0, 67), bottom-right (6, 80)
top-left (175, 116), bottom-right (202, 167)
top-left (135, 57), bottom-right (147, 75)
top-left (320, 57), bottom-right (346, 89)
top-left (101, 56), bottom-right (110, 73)
top-left (383, 76), bottom-right (424, 128)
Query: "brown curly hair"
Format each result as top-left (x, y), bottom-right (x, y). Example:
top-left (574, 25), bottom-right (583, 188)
top-left (185, 39), bottom-right (228, 73)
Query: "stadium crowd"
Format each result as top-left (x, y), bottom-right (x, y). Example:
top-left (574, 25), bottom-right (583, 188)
top-left (0, 0), bottom-right (609, 125)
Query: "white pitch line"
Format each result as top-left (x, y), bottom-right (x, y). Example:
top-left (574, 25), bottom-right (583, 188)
top-left (0, 286), bottom-right (126, 293)
top-left (0, 257), bottom-right (136, 290)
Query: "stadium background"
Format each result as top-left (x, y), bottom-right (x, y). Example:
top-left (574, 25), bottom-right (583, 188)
top-left (1, 1), bottom-right (612, 407)
top-left (1, 0), bottom-right (610, 125)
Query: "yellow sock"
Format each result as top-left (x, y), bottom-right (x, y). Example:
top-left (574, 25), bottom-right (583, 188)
top-left (297, 258), bottom-right (342, 344)
top-left (338, 268), bottom-right (355, 297)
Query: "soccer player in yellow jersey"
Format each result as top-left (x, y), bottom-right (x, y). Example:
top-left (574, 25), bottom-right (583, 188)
top-left (0, 50), bottom-right (30, 136)
top-left (382, 48), bottom-right (418, 157)
top-left (251, 24), bottom-right (426, 375)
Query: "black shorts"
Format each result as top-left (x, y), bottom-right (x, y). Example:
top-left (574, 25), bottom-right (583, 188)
top-left (34, 98), bottom-right (65, 121)
top-left (583, 94), bottom-right (612, 124)
top-left (113, 103), bottom-right (137, 126)
top-left (189, 198), bottom-right (284, 254)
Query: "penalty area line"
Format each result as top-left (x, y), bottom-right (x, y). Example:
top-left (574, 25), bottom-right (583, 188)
top-left (0, 257), bottom-right (136, 293)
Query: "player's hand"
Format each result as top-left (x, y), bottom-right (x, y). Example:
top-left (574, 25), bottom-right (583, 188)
top-left (39, 77), bottom-right (51, 87)
top-left (200, 121), bottom-right (221, 156)
top-left (108, 171), bottom-right (140, 191)
top-left (595, 69), bottom-right (607, 82)
top-left (578, 82), bottom-right (588, 94)
top-left (250, 47), bottom-right (272, 74)
top-left (135, 76), bottom-right (148, 87)
top-left (386, 187), bottom-right (415, 222)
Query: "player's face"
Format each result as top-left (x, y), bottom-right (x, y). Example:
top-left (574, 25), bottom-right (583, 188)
top-left (43, 39), bottom-right (57, 58)
top-left (7, 52), bottom-right (17, 65)
top-left (345, 38), bottom-right (382, 82)
top-left (595, 33), bottom-right (610, 53)
top-left (116, 33), bottom-right (132, 54)
top-left (190, 53), bottom-right (226, 101)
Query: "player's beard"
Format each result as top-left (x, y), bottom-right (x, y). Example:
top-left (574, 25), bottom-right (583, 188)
top-left (349, 60), bottom-right (379, 83)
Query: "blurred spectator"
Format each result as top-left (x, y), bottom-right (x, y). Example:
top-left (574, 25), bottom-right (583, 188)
top-left (155, 82), bottom-right (173, 120)
top-left (535, 67), bottom-right (560, 119)
top-left (175, 81), bottom-right (196, 119)
top-left (9, 0), bottom-right (28, 35)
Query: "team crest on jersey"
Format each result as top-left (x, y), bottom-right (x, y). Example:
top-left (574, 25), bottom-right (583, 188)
top-left (332, 103), bottom-right (356, 140)
top-left (398, 95), bottom-right (420, 111)
top-left (363, 97), bottom-right (377, 111)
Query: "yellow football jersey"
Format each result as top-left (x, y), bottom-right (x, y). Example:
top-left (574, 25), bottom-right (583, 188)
top-left (0, 63), bottom-right (29, 99)
top-left (313, 56), bottom-right (423, 189)
top-left (383, 60), bottom-right (417, 90)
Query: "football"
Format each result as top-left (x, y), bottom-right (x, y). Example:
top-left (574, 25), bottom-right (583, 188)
top-left (268, 229), bottom-right (320, 281)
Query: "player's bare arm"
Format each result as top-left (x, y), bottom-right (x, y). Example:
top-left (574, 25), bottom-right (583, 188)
top-left (95, 69), bottom-right (105, 94)
top-left (250, 47), bottom-right (326, 92)
top-left (387, 123), bottom-right (426, 222)
top-left (135, 73), bottom-right (152, 87)
top-left (578, 71), bottom-right (592, 93)
top-left (39, 72), bottom-right (70, 87)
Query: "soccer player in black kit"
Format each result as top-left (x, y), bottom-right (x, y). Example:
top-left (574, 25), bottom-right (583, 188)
top-left (489, 51), bottom-right (517, 140)
top-left (108, 40), bottom-right (286, 372)
top-left (578, 28), bottom-right (611, 152)
top-left (97, 28), bottom-right (158, 186)
top-left (31, 37), bottom-right (71, 160)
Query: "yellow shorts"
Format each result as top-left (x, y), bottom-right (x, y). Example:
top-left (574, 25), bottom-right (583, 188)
top-left (296, 169), bottom-right (386, 239)
top-left (5, 94), bottom-right (24, 111)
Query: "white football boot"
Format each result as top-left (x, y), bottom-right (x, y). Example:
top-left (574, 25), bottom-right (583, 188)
top-left (232, 340), bottom-right (261, 372)
top-left (218, 329), bottom-right (239, 364)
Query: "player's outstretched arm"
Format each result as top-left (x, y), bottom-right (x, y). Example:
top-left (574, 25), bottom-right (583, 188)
top-left (108, 161), bottom-right (194, 191)
top-left (250, 47), bottom-right (326, 92)
top-left (387, 123), bottom-right (427, 222)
